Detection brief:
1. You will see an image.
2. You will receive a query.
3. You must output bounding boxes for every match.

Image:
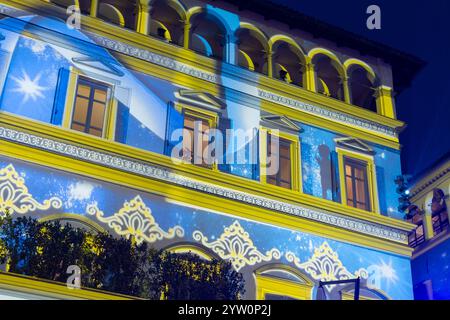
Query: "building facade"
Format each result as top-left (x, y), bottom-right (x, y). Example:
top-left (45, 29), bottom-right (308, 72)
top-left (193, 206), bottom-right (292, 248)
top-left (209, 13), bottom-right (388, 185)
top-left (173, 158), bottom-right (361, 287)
top-left (0, 0), bottom-right (423, 299)
top-left (407, 155), bottom-right (450, 300)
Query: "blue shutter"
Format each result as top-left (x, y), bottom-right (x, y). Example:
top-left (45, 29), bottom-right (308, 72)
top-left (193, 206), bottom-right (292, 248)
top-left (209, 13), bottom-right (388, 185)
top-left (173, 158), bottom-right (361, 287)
top-left (330, 150), bottom-right (341, 203)
top-left (376, 166), bottom-right (387, 215)
top-left (252, 128), bottom-right (260, 181)
top-left (164, 102), bottom-right (184, 157)
top-left (51, 68), bottom-right (70, 126)
top-left (218, 117), bottom-right (233, 173)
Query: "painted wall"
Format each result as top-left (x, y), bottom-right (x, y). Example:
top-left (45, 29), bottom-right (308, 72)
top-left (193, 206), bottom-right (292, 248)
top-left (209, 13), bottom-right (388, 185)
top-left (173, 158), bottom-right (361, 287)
top-left (0, 13), bottom-right (404, 217)
top-left (0, 155), bottom-right (413, 300)
top-left (412, 240), bottom-right (450, 300)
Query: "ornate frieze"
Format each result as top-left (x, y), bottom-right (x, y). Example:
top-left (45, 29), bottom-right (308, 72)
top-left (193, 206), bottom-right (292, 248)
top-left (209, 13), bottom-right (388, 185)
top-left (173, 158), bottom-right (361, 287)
top-left (193, 220), bottom-right (281, 271)
top-left (0, 163), bottom-right (62, 216)
top-left (87, 195), bottom-right (184, 245)
top-left (0, 126), bottom-right (409, 244)
top-left (286, 242), bottom-right (369, 291)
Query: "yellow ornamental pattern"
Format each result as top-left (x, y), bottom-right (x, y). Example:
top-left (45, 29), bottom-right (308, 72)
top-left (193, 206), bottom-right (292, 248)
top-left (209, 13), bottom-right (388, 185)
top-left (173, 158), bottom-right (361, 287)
top-left (87, 195), bottom-right (184, 245)
top-left (0, 164), bottom-right (62, 217)
top-left (193, 220), bottom-right (281, 271)
top-left (286, 242), bottom-right (369, 291)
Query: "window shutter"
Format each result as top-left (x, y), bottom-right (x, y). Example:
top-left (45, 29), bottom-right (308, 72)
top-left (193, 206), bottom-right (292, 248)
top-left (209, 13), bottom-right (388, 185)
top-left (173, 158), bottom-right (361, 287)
top-left (164, 102), bottom-right (184, 157)
top-left (51, 68), bottom-right (70, 126)
top-left (252, 128), bottom-right (260, 181)
top-left (218, 117), bottom-right (233, 173)
top-left (114, 86), bottom-right (131, 143)
top-left (330, 150), bottom-right (341, 203)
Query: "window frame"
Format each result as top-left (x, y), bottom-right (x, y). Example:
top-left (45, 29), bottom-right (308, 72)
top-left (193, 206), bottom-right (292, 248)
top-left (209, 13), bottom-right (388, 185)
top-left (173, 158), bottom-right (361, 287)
top-left (259, 127), bottom-right (301, 192)
top-left (255, 266), bottom-right (313, 300)
top-left (336, 147), bottom-right (379, 214)
top-left (174, 103), bottom-right (219, 169)
top-left (62, 70), bottom-right (117, 140)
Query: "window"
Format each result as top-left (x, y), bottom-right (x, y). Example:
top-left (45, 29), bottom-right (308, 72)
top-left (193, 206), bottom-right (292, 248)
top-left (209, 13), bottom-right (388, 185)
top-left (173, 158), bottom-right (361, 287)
top-left (266, 134), bottom-right (292, 189)
top-left (71, 77), bottom-right (109, 137)
top-left (344, 157), bottom-right (371, 211)
top-left (407, 207), bottom-right (425, 248)
top-left (432, 210), bottom-right (449, 236)
top-left (182, 114), bottom-right (211, 167)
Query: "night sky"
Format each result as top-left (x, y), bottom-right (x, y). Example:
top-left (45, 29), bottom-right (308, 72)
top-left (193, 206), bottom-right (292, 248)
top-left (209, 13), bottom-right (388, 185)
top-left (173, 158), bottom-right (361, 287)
top-left (270, 0), bottom-right (450, 177)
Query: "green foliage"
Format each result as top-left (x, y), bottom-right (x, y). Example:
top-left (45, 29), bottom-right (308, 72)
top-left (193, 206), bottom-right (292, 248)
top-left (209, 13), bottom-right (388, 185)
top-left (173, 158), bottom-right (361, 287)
top-left (158, 251), bottom-right (245, 300)
top-left (0, 217), bottom-right (245, 300)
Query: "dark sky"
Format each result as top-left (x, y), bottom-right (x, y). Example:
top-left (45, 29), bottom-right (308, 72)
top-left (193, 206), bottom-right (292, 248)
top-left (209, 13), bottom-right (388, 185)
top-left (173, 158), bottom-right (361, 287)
top-left (270, 0), bottom-right (450, 177)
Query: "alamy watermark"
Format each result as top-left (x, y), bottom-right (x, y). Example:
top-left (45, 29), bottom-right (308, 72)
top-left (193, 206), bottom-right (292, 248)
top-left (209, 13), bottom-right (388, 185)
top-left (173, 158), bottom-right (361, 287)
top-left (169, 123), bottom-right (281, 176)
top-left (66, 265), bottom-right (81, 289)
top-left (367, 5), bottom-right (381, 30)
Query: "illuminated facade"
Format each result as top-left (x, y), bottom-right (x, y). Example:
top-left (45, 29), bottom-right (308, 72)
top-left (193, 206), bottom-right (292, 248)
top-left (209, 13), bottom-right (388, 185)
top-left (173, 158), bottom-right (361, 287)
top-left (0, 0), bottom-right (423, 300)
top-left (407, 156), bottom-right (450, 300)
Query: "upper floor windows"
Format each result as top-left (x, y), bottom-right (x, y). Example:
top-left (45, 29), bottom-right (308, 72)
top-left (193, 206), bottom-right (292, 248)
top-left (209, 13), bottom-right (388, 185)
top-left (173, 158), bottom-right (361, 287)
top-left (344, 157), bottom-right (371, 211)
top-left (313, 54), bottom-right (344, 101)
top-left (266, 135), bottom-right (293, 189)
top-left (189, 13), bottom-right (227, 60)
top-left (45, 0), bottom-right (394, 117)
top-left (149, 0), bottom-right (185, 46)
top-left (272, 40), bottom-right (305, 88)
top-left (236, 27), bottom-right (268, 75)
top-left (71, 77), bottom-right (110, 137)
top-left (97, 0), bottom-right (137, 30)
top-left (348, 65), bottom-right (377, 112)
top-left (182, 114), bottom-right (211, 167)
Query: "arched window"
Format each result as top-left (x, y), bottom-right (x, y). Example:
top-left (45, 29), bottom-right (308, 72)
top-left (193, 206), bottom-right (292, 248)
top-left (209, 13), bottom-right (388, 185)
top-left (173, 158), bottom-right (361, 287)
top-left (313, 54), bottom-right (344, 101)
top-left (51, 0), bottom-right (91, 14)
top-left (39, 213), bottom-right (105, 234)
top-left (235, 27), bottom-right (267, 75)
top-left (189, 13), bottom-right (227, 60)
top-left (272, 40), bottom-right (305, 87)
top-left (149, 0), bottom-right (185, 46)
top-left (97, 0), bottom-right (138, 30)
top-left (255, 264), bottom-right (314, 300)
top-left (348, 65), bottom-right (377, 112)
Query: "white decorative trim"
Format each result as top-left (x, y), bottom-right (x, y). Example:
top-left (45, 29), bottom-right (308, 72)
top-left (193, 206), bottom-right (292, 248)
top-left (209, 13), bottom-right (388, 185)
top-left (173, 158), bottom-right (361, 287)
top-left (87, 195), bottom-right (184, 245)
top-left (88, 33), bottom-right (397, 139)
top-left (0, 126), bottom-right (408, 244)
top-left (193, 220), bottom-right (281, 271)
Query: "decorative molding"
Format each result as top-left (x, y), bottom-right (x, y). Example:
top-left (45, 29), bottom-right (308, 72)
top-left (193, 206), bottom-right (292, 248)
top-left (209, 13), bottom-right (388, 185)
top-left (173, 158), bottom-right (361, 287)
top-left (286, 242), bottom-right (369, 291)
top-left (0, 126), bottom-right (409, 244)
top-left (87, 33), bottom-right (397, 139)
top-left (87, 195), bottom-right (184, 245)
top-left (193, 220), bottom-right (281, 271)
top-left (0, 164), bottom-right (62, 216)
top-left (410, 166), bottom-right (450, 199)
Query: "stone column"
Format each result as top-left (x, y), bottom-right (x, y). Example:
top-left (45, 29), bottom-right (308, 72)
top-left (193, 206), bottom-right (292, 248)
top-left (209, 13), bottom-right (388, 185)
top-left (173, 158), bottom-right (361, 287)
top-left (375, 85), bottom-right (396, 118)
top-left (136, 0), bottom-right (151, 35)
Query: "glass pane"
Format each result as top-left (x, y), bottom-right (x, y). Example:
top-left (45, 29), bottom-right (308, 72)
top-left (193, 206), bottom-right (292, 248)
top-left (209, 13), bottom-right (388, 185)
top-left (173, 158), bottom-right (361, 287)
top-left (77, 84), bottom-right (91, 97)
top-left (345, 164), bottom-right (352, 176)
top-left (90, 102), bottom-right (106, 128)
top-left (73, 97), bottom-right (89, 123)
top-left (355, 179), bottom-right (366, 203)
top-left (94, 88), bottom-right (107, 102)
top-left (354, 167), bottom-right (365, 180)
top-left (89, 128), bottom-right (102, 137)
top-left (280, 157), bottom-right (291, 182)
top-left (346, 176), bottom-right (353, 200)
top-left (71, 123), bottom-right (85, 132)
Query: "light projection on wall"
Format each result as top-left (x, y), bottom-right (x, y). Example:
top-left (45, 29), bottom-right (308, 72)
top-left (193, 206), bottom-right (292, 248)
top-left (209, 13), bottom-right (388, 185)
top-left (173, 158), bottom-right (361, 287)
top-left (87, 195), bottom-right (184, 245)
top-left (193, 220), bottom-right (281, 271)
top-left (0, 164), bottom-right (62, 216)
top-left (0, 157), bottom-right (413, 299)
